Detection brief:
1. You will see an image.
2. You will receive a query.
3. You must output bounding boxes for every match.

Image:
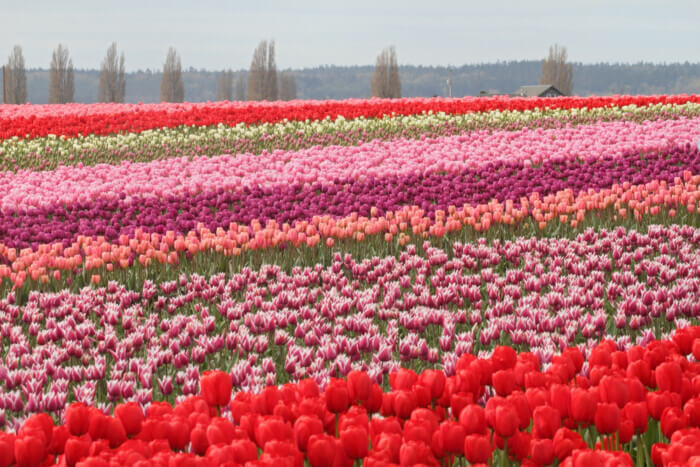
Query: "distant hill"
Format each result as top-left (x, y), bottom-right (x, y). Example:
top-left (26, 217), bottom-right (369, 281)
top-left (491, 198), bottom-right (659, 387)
top-left (7, 61), bottom-right (700, 104)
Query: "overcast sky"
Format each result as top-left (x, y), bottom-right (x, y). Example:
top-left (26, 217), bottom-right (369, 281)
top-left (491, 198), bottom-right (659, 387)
top-left (1, 0), bottom-right (698, 71)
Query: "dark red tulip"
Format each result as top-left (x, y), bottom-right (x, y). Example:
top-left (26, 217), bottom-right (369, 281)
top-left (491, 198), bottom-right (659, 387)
top-left (464, 434), bottom-right (492, 464)
top-left (200, 370), bottom-right (232, 407)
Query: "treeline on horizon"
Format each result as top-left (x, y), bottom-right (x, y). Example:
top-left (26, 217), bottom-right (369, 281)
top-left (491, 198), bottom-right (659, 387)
top-left (5, 61), bottom-right (700, 104)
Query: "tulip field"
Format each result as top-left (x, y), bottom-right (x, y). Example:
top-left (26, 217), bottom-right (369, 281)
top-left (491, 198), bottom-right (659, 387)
top-left (2, 96), bottom-right (700, 466)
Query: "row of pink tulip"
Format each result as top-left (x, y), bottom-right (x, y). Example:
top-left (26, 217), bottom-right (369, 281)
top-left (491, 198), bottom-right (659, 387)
top-left (1, 117), bottom-right (698, 213)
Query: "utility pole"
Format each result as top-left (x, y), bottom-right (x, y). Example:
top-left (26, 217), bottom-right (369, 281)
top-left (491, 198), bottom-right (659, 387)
top-left (2, 65), bottom-right (6, 104)
top-left (446, 67), bottom-right (453, 98)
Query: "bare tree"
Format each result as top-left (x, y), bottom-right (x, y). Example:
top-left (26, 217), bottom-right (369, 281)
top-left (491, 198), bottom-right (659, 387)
top-left (540, 43), bottom-right (573, 96)
top-left (278, 71), bottom-right (297, 101)
top-left (234, 73), bottom-right (246, 101)
top-left (247, 40), bottom-right (278, 101)
top-left (216, 70), bottom-right (233, 101)
top-left (49, 44), bottom-right (74, 104)
top-left (160, 47), bottom-right (184, 102)
top-left (4, 45), bottom-right (27, 104)
top-left (370, 46), bottom-right (401, 98)
top-left (98, 42), bottom-right (126, 103)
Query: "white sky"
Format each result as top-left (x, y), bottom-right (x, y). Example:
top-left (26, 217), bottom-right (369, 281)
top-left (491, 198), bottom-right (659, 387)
top-left (1, 0), bottom-right (698, 71)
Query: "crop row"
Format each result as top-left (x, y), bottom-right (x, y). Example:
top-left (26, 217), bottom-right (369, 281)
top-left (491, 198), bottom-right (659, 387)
top-left (1, 224), bottom-right (699, 428)
top-left (3, 324), bottom-right (700, 465)
top-left (2, 103), bottom-right (699, 173)
top-left (2, 95), bottom-right (699, 141)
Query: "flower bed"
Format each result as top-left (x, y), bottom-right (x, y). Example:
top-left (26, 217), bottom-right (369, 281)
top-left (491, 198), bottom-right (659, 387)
top-left (1, 95), bottom-right (700, 466)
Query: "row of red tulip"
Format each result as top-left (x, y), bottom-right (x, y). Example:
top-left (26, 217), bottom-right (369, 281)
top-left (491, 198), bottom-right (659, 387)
top-left (3, 326), bottom-right (700, 466)
top-left (2, 95), bottom-right (699, 141)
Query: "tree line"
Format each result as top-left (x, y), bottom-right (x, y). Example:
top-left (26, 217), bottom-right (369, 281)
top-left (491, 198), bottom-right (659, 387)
top-left (6, 42), bottom-right (696, 104)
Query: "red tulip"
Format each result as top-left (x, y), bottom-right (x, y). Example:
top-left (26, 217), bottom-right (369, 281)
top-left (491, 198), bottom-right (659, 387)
top-left (393, 389), bottom-right (418, 419)
top-left (505, 430), bottom-right (532, 462)
top-left (340, 425), bottom-right (368, 459)
top-left (627, 359), bottom-right (652, 387)
top-left (661, 406), bottom-right (688, 439)
top-left (656, 361), bottom-right (683, 394)
top-left (623, 401), bottom-right (649, 434)
top-left (230, 439), bottom-right (257, 463)
top-left (530, 438), bottom-right (554, 466)
top-left (347, 370), bottom-right (371, 404)
top-left (48, 426), bottom-right (69, 456)
top-left (492, 369), bottom-right (516, 396)
top-left (598, 375), bottom-right (629, 409)
top-left (293, 415), bottom-right (324, 452)
top-left (647, 391), bottom-right (674, 420)
top-left (255, 418), bottom-right (293, 448)
top-left (307, 434), bottom-right (337, 467)
top-left (65, 403), bottom-right (90, 437)
top-left (493, 402), bottom-right (519, 439)
top-left (594, 402), bottom-right (620, 435)
top-left (14, 435), bottom-right (45, 467)
top-left (418, 369), bottom-right (446, 400)
top-left (389, 368), bottom-right (418, 391)
top-left (552, 427), bottom-right (587, 461)
top-left (200, 370), bottom-right (232, 407)
top-left (459, 404), bottom-right (486, 435)
top-left (571, 388), bottom-right (597, 425)
top-left (114, 402), bottom-right (144, 437)
top-left (365, 383), bottom-right (383, 413)
top-left (399, 440), bottom-right (436, 466)
top-left (0, 433), bottom-right (15, 467)
top-left (325, 378), bottom-right (350, 414)
top-left (684, 397), bottom-right (700, 427)
top-left (64, 437), bottom-right (91, 467)
top-left (106, 416), bottom-right (127, 448)
top-left (491, 345), bottom-right (517, 371)
top-left (464, 434), bottom-right (492, 464)
top-left (549, 384), bottom-right (571, 419)
top-left (618, 418), bottom-right (634, 444)
top-left (533, 405), bottom-right (561, 439)
top-left (439, 420), bottom-right (466, 455)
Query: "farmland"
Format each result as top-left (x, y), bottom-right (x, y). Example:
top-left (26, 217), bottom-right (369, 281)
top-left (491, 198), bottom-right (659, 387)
top-left (1, 95), bottom-right (700, 465)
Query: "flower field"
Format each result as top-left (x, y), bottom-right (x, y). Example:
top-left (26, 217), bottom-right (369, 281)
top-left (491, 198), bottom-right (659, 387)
top-left (1, 96), bottom-right (700, 466)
